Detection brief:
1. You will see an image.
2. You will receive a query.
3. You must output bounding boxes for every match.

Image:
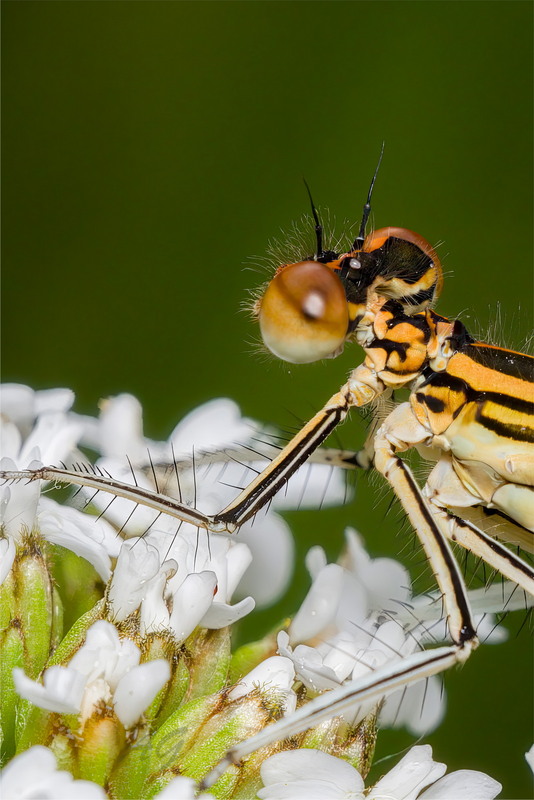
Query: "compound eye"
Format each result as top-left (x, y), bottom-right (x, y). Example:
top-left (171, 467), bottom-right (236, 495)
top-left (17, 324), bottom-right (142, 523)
top-left (258, 261), bottom-right (349, 364)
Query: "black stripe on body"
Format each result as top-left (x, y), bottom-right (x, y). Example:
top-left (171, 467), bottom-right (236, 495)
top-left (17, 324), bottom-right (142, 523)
top-left (367, 338), bottom-right (409, 361)
top-left (421, 372), bottom-right (533, 416)
top-left (384, 310), bottom-right (432, 338)
top-left (475, 410), bottom-right (534, 443)
top-left (415, 392), bottom-right (446, 413)
top-left (462, 343), bottom-right (534, 382)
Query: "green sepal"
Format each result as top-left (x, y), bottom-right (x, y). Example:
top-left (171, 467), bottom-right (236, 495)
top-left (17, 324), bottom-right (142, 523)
top-left (148, 693), bottom-right (221, 777)
top-left (342, 711), bottom-right (378, 778)
top-left (154, 656), bottom-right (190, 727)
top-left (0, 567), bottom-right (16, 630)
top-left (228, 624), bottom-right (282, 684)
top-left (229, 748), bottom-right (277, 800)
top-left (177, 694), bottom-right (273, 786)
top-left (148, 765), bottom-right (239, 800)
top-left (49, 729), bottom-right (79, 776)
top-left (51, 546), bottom-right (105, 632)
top-left (16, 552), bottom-right (54, 677)
top-left (108, 728), bottom-right (152, 800)
top-left (140, 635), bottom-right (184, 725)
top-left (186, 627), bottom-right (231, 700)
top-left (0, 624), bottom-right (25, 761)
top-left (14, 700), bottom-right (54, 752)
top-left (300, 709), bottom-right (378, 777)
top-left (46, 599), bottom-right (105, 667)
top-left (50, 586), bottom-right (64, 653)
top-left (77, 716), bottom-right (126, 786)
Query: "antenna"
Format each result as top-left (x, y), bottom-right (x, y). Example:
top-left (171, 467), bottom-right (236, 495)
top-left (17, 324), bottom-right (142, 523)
top-left (352, 142), bottom-right (385, 250)
top-left (303, 178), bottom-right (324, 259)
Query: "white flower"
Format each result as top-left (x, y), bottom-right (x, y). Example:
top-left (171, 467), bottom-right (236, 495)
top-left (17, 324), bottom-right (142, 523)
top-left (228, 655), bottom-right (297, 714)
top-left (0, 383), bottom-right (81, 467)
top-left (107, 531), bottom-right (255, 640)
top-left (0, 384), bottom-right (118, 582)
top-left (526, 744), bottom-right (534, 773)
top-left (258, 745), bottom-right (502, 800)
top-left (13, 620), bottom-right (170, 729)
top-left (74, 393), bottom-right (347, 608)
top-left (0, 745), bottom-right (107, 799)
top-left (279, 529), bottom-right (517, 736)
top-left (0, 384), bottom-right (75, 439)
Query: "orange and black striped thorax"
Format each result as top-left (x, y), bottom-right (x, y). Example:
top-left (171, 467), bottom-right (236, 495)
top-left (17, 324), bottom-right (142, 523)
top-left (415, 336), bottom-right (534, 451)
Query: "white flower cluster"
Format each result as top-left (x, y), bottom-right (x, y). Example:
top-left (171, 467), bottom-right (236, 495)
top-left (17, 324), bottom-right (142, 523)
top-left (0, 384), bottom-right (518, 799)
top-left (258, 745), bottom-right (504, 800)
top-left (13, 620), bottom-right (170, 729)
top-left (277, 529), bottom-right (511, 735)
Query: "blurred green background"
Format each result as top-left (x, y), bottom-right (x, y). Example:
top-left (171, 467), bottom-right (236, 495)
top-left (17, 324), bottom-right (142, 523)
top-left (3, 2), bottom-right (532, 796)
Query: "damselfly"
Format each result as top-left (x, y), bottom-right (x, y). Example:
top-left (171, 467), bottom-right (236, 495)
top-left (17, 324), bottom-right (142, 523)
top-left (2, 155), bottom-right (533, 790)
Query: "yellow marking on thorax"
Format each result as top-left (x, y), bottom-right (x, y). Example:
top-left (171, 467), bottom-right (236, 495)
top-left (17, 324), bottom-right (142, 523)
top-left (447, 352), bottom-right (533, 401)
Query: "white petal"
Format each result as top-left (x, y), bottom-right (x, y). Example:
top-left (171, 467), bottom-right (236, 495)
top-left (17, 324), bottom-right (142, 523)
top-left (154, 775), bottom-right (215, 800)
top-left (35, 388), bottom-right (75, 416)
top-left (222, 540), bottom-right (254, 599)
top-left (139, 566), bottom-right (175, 636)
top-left (343, 528), bottom-right (411, 611)
top-left (69, 621), bottom-right (140, 687)
top-left (108, 539), bottom-right (161, 622)
top-left (228, 656), bottom-right (295, 701)
top-left (289, 563), bottom-right (345, 644)
top-left (200, 597), bottom-right (255, 629)
top-left (0, 536), bottom-right (16, 584)
top-left (260, 749), bottom-right (364, 795)
top-left (371, 745), bottom-right (446, 800)
top-left (169, 571), bottom-right (217, 643)
top-left (380, 676), bottom-right (445, 736)
top-left (0, 458), bottom-right (40, 539)
top-left (97, 394), bottom-right (146, 462)
top-left (305, 546), bottom-right (328, 579)
top-left (320, 632), bottom-right (360, 682)
top-left (13, 666), bottom-right (85, 714)
top-left (277, 632), bottom-right (340, 691)
top-left (19, 413), bottom-right (82, 467)
top-left (169, 398), bottom-right (256, 453)
top-left (235, 514), bottom-right (294, 607)
top-left (526, 744), bottom-right (534, 772)
top-left (113, 659), bottom-right (170, 728)
top-left (79, 678), bottom-right (112, 724)
top-left (258, 779), bottom-right (355, 799)
top-left (0, 745), bottom-right (107, 799)
top-left (419, 770), bottom-right (502, 799)
top-left (0, 420), bottom-right (22, 462)
top-left (38, 498), bottom-right (116, 580)
top-left (0, 384), bottom-right (36, 429)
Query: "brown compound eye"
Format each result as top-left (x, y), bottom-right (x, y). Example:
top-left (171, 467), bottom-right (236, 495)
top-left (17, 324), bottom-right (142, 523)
top-left (258, 261), bottom-right (349, 364)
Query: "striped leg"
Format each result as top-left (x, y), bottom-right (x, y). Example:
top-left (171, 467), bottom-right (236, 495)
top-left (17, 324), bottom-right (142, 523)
top-left (213, 372), bottom-right (380, 530)
top-left (423, 460), bottom-right (534, 595)
top-left (372, 403), bottom-right (477, 647)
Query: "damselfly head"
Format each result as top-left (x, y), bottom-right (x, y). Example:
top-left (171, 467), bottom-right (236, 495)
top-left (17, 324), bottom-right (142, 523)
top-left (255, 151), bottom-right (442, 364)
top-left (255, 226), bottom-right (443, 364)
